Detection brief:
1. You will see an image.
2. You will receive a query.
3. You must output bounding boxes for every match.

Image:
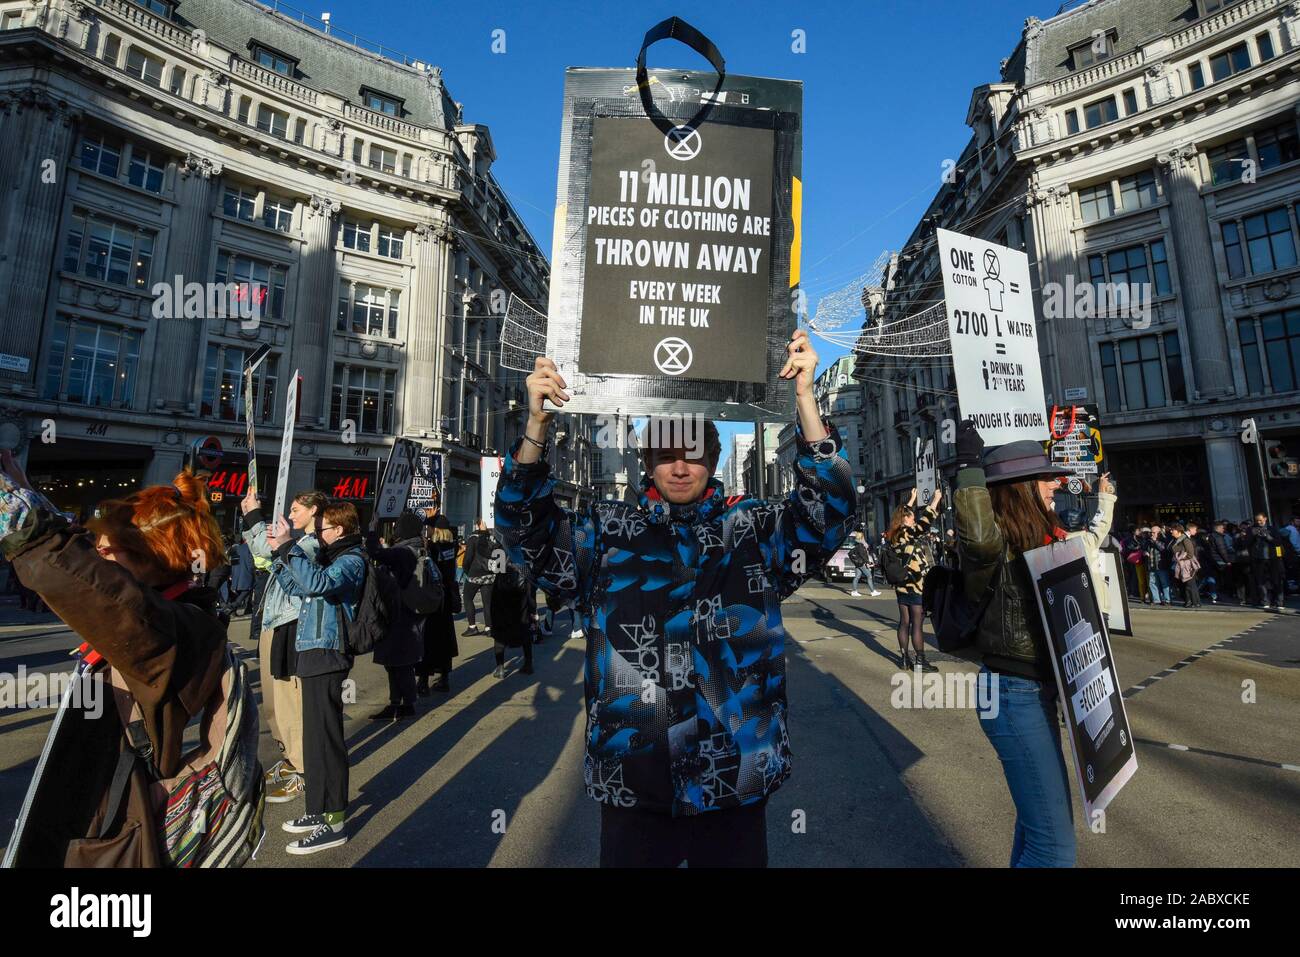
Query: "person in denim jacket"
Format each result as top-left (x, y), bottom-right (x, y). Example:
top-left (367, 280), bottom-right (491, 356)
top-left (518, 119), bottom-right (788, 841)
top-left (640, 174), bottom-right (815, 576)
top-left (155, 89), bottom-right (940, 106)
top-left (241, 488), bottom-right (324, 797)
top-left (266, 500), bottom-right (365, 856)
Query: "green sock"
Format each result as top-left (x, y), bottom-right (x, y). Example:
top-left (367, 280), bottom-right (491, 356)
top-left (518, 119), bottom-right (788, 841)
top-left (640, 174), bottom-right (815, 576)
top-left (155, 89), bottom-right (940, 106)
top-left (323, 811), bottom-right (345, 827)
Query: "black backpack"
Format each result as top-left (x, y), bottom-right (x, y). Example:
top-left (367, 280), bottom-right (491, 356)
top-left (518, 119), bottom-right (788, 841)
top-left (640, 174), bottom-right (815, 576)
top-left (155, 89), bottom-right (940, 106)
top-left (341, 558), bottom-right (402, 656)
top-left (401, 553), bottom-right (445, 616)
top-left (879, 541), bottom-right (908, 585)
top-left (922, 551), bottom-right (1006, 652)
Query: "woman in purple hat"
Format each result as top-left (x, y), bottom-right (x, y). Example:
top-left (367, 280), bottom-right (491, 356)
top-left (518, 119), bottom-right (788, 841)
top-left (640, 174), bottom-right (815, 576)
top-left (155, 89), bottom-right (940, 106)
top-left (951, 420), bottom-right (1076, 868)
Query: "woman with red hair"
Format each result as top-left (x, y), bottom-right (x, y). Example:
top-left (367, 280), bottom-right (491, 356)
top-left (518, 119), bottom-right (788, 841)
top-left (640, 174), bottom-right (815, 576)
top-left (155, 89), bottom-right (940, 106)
top-left (0, 451), bottom-right (262, 867)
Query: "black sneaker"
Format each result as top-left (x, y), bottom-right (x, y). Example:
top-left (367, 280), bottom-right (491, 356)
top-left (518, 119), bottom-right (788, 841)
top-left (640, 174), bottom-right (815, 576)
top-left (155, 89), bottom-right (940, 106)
top-left (285, 820), bottom-right (347, 855)
top-left (521, 663), bottom-right (535, 675)
top-left (282, 813), bottom-right (329, 835)
top-left (492, 664), bottom-right (505, 679)
top-left (433, 674), bottom-right (450, 692)
top-left (464, 625), bottom-right (481, 636)
top-left (396, 704), bottom-right (416, 719)
top-left (369, 705), bottom-right (399, 721)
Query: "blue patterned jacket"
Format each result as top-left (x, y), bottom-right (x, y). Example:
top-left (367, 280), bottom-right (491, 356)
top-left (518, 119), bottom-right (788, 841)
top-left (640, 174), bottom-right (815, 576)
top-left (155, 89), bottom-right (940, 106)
top-left (494, 421), bottom-right (855, 816)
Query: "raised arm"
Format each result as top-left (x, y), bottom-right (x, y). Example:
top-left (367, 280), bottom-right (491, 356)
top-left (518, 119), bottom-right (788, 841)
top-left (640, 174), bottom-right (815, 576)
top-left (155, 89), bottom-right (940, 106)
top-left (952, 421), bottom-right (1007, 576)
top-left (760, 329), bottom-right (855, 598)
top-left (760, 422), bottom-right (856, 599)
top-left (240, 488), bottom-right (273, 560)
top-left (1080, 473), bottom-right (1116, 548)
top-left (492, 355), bottom-right (595, 604)
top-left (0, 462), bottom-right (222, 714)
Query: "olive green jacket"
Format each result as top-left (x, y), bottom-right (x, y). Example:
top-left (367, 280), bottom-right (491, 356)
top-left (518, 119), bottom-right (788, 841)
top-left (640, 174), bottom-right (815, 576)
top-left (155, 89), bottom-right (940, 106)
top-left (953, 466), bottom-right (1052, 681)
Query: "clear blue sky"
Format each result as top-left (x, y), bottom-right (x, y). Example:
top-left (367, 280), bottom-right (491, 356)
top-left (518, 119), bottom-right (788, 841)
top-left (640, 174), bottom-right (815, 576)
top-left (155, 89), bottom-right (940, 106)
top-left (307, 0), bottom-right (1054, 466)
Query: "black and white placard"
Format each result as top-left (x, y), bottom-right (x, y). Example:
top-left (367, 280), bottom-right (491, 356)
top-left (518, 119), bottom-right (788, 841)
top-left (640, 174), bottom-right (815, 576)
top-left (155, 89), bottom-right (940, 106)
top-left (1023, 538), bottom-right (1138, 821)
top-left (937, 228), bottom-right (1048, 445)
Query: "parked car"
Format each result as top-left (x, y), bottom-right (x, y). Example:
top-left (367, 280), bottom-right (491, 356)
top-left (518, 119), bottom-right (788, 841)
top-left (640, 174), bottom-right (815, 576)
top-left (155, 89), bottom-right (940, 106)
top-left (822, 545), bottom-right (854, 583)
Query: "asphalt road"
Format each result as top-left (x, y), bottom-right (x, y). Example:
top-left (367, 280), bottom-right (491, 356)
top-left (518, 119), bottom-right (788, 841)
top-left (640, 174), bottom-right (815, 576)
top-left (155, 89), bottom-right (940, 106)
top-left (0, 586), bottom-right (1296, 867)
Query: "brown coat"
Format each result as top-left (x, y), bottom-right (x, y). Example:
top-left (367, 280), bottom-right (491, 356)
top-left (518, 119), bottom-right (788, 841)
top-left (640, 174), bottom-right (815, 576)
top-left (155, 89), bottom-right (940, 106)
top-left (5, 518), bottom-right (227, 867)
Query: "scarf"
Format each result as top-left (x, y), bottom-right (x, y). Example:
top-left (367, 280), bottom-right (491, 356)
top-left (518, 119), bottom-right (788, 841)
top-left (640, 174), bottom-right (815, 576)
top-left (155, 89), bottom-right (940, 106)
top-left (319, 532), bottom-right (363, 565)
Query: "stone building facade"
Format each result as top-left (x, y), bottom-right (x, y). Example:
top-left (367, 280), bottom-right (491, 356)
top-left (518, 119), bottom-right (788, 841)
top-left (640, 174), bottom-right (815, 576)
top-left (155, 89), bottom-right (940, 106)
top-left (855, 0), bottom-right (1300, 532)
top-left (0, 0), bottom-right (587, 534)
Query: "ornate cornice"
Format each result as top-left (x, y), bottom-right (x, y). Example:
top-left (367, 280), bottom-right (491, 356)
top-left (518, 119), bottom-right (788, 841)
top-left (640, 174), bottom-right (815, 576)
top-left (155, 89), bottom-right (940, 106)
top-left (1, 87), bottom-right (79, 125)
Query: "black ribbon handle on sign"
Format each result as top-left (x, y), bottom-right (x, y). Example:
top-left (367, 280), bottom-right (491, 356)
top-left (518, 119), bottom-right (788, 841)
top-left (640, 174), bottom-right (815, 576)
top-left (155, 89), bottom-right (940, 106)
top-left (635, 16), bottom-right (727, 135)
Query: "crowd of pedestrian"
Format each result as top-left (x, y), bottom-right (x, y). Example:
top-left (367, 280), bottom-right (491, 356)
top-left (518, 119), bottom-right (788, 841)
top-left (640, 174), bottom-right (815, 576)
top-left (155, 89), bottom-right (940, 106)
top-left (1119, 515), bottom-right (1296, 610)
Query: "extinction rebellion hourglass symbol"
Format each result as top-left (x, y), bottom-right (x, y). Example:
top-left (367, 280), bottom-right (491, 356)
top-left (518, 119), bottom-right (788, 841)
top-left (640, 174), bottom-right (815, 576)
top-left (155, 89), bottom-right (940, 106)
top-left (664, 125), bottom-right (702, 161)
top-left (654, 337), bottom-right (693, 375)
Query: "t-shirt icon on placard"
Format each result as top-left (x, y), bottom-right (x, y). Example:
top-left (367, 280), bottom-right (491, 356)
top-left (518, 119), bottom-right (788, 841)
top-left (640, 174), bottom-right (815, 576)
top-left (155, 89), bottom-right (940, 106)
top-left (983, 249), bottom-right (1005, 311)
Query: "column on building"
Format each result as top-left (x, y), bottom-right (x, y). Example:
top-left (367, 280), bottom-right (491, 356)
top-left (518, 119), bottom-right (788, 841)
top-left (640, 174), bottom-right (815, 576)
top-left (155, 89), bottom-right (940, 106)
top-left (152, 153), bottom-right (222, 410)
top-left (144, 448), bottom-right (188, 488)
top-left (1024, 184), bottom-right (1079, 402)
top-left (1158, 144), bottom-right (1233, 399)
top-left (406, 216), bottom-right (453, 434)
top-left (1205, 432), bottom-right (1253, 521)
top-left (878, 365), bottom-right (897, 477)
top-left (435, 239), bottom-right (460, 437)
top-left (0, 90), bottom-right (79, 389)
top-left (295, 194), bottom-right (341, 426)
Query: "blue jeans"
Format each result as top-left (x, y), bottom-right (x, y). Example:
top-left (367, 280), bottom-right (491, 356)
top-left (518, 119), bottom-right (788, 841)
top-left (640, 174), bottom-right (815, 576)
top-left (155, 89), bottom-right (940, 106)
top-left (976, 667), bottom-right (1076, 867)
top-left (1148, 569), bottom-right (1172, 604)
top-left (852, 566), bottom-right (875, 591)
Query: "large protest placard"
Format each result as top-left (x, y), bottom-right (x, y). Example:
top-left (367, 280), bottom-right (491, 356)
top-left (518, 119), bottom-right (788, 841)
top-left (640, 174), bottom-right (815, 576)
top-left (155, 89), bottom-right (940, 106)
top-left (271, 371), bottom-right (299, 523)
top-left (1100, 545), bottom-right (1132, 637)
top-left (375, 439), bottom-right (420, 520)
top-left (1047, 404), bottom-right (1104, 496)
top-left (543, 18), bottom-right (802, 420)
top-left (242, 344), bottom-right (271, 496)
top-left (914, 437), bottom-right (936, 504)
top-left (577, 117), bottom-right (774, 383)
top-left (407, 449), bottom-right (443, 513)
top-left (936, 228), bottom-right (1047, 445)
top-left (481, 456), bottom-right (503, 527)
top-left (1023, 538), bottom-right (1138, 821)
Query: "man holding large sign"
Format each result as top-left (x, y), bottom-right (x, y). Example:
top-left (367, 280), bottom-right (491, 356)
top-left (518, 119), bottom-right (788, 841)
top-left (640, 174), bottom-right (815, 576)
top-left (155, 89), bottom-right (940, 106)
top-left (495, 329), bottom-right (854, 867)
top-left (937, 229), bottom-right (1048, 444)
